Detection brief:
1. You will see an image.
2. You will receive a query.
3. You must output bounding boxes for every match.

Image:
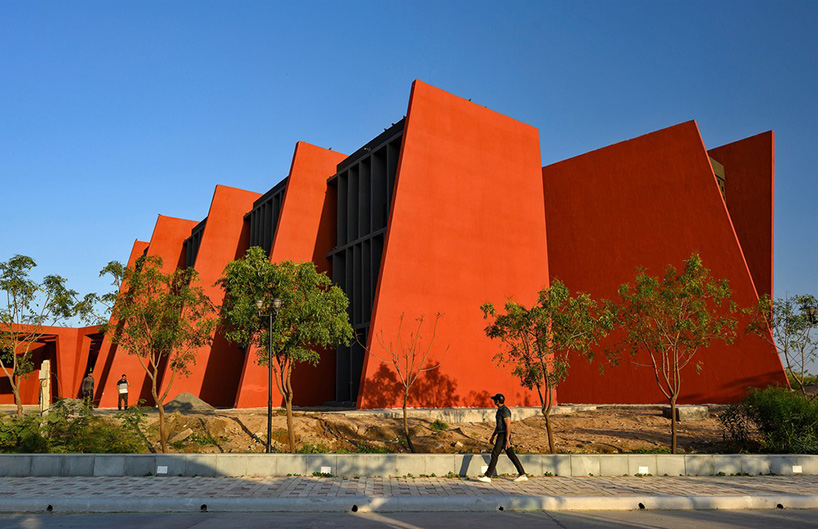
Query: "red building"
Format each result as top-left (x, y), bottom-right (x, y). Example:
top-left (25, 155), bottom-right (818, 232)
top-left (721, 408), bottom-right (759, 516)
top-left (2, 81), bottom-right (786, 409)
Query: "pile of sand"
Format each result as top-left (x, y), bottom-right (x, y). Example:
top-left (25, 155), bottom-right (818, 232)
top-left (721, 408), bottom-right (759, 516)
top-left (163, 393), bottom-right (215, 413)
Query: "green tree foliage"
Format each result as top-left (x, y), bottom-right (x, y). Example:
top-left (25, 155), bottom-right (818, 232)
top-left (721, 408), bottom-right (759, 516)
top-left (0, 399), bottom-right (146, 453)
top-left (218, 247), bottom-right (354, 452)
top-left (481, 280), bottom-right (610, 454)
top-left (720, 387), bottom-right (818, 454)
top-left (745, 294), bottom-right (817, 399)
top-left (102, 255), bottom-right (216, 453)
top-left (612, 253), bottom-right (737, 454)
top-left (0, 255), bottom-right (89, 418)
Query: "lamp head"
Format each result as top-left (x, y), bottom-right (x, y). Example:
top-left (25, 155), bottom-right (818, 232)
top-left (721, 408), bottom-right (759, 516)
top-left (807, 306), bottom-right (818, 325)
top-left (272, 298), bottom-right (282, 310)
top-left (254, 300), bottom-right (263, 311)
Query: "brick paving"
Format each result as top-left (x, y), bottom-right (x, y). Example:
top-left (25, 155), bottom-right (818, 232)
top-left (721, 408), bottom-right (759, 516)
top-left (0, 475), bottom-right (816, 499)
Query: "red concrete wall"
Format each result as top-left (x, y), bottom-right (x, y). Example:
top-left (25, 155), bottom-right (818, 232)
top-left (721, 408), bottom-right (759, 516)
top-left (99, 216), bottom-right (198, 407)
top-left (59, 325), bottom-right (102, 400)
top-left (167, 185), bottom-right (261, 407)
top-left (356, 80), bottom-right (550, 409)
top-left (235, 142), bottom-right (346, 408)
top-left (0, 324), bottom-right (101, 405)
top-left (708, 132), bottom-right (774, 298)
top-left (542, 122), bottom-right (786, 404)
top-left (93, 240), bottom-right (149, 405)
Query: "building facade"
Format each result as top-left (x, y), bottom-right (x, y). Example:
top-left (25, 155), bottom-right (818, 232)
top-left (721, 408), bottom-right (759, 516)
top-left (2, 81), bottom-right (787, 409)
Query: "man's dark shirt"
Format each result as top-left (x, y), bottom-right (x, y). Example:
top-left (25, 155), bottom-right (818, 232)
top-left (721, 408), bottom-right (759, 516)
top-left (494, 405), bottom-right (511, 434)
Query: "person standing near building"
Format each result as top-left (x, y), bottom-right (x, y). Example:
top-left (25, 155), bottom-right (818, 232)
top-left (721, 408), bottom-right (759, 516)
top-left (81, 371), bottom-right (94, 407)
top-left (117, 374), bottom-right (130, 410)
top-left (478, 393), bottom-right (527, 483)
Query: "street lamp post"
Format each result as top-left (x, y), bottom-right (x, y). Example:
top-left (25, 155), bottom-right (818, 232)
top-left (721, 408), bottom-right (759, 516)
top-left (256, 298), bottom-right (282, 454)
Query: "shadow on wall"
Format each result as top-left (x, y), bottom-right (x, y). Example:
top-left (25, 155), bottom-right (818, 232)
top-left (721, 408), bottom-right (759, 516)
top-left (364, 364), bottom-right (497, 408)
top-left (683, 370), bottom-right (791, 405)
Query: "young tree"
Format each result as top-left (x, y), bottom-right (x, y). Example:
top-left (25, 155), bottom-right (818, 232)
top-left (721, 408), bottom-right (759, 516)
top-left (481, 280), bottom-right (609, 454)
top-left (102, 255), bottom-right (216, 453)
top-left (612, 253), bottom-right (737, 453)
top-left (373, 313), bottom-right (447, 453)
top-left (746, 294), bottom-right (817, 399)
top-left (0, 255), bottom-right (83, 418)
top-left (218, 247), bottom-right (353, 453)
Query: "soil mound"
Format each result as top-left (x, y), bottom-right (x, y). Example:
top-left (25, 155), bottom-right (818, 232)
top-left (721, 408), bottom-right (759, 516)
top-left (164, 393), bottom-right (215, 413)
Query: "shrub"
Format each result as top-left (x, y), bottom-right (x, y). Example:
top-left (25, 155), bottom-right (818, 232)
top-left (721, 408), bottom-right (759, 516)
top-left (0, 414), bottom-right (48, 453)
top-left (0, 399), bottom-right (146, 453)
top-left (298, 442), bottom-right (330, 453)
top-left (355, 443), bottom-right (393, 453)
top-left (718, 403), bottom-right (761, 452)
top-left (430, 420), bottom-right (449, 431)
top-left (720, 387), bottom-right (818, 454)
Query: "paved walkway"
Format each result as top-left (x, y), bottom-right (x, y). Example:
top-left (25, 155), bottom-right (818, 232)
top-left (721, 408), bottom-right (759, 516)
top-left (1, 476), bottom-right (816, 513)
top-left (3, 475), bottom-right (817, 498)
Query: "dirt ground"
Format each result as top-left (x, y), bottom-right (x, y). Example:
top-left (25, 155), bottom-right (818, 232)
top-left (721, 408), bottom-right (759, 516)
top-left (146, 405), bottom-right (730, 455)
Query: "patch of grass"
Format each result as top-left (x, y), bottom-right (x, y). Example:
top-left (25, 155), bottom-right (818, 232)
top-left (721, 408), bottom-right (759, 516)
top-left (312, 471), bottom-right (333, 477)
top-left (298, 442), bottom-right (331, 453)
top-left (625, 447), bottom-right (672, 454)
top-left (355, 443), bottom-right (394, 454)
top-left (187, 433), bottom-right (217, 446)
top-left (430, 420), bottom-right (449, 431)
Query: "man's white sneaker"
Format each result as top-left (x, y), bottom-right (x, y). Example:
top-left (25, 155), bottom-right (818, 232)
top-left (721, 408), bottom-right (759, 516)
top-left (477, 476), bottom-right (492, 483)
top-left (513, 474), bottom-right (529, 482)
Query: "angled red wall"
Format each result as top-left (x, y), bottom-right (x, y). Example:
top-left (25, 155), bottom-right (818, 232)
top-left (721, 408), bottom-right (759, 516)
top-left (0, 324), bottom-right (104, 405)
top-left (99, 216), bottom-right (198, 407)
top-left (167, 185), bottom-right (261, 407)
top-left (1, 326), bottom-right (67, 405)
top-left (235, 142), bottom-right (346, 407)
top-left (542, 122), bottom-right (786, 404)
top-left (708, 132), bottom-right (774, 298)
top-left (356, 80), bottom-right (550, 409)
top-left (59, 325), bottom-right (102, 400)
top-left (93, 240), bottom-right (149, 405)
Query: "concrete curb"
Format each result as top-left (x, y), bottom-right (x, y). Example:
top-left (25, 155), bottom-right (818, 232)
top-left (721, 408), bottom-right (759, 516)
top-left (1, 494), bottom-right (816, 513)
top-left (2, 453), bottom-right (817, 478)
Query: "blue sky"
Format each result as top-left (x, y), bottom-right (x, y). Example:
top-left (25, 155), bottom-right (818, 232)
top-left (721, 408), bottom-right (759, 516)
top-left (1, 0), bottom-right (816, 305)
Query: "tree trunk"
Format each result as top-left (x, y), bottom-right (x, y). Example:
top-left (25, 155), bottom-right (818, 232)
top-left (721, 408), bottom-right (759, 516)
top-left (152, 377), bottom-right (168, 453)
top-left (542, 406), bottom-right (555, 454)
top-left (285, 392), bottom-right (295, 453)
top-left (11, 374), bottom-right (23, 419)
top-left (158, 402), bottom-right (167, 453)
top-left (670, 396), bottom-right (678, 455)
top-left (403, 388), bottom-right (415, 453)
top-left (797, 364), bottom-right (809, 398)
top-left (14, 390), bottom-right (23, 419)
top-left (284, 365), bottom-right (296, 453)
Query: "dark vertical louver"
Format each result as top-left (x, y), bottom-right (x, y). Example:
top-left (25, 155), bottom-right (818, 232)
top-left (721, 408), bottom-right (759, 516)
top-left (248, 178), bottom-right (288, 257)
top-left (183, 218), bottom-right (207, 268)
top-left (328, 119), bottom-right (404, 403)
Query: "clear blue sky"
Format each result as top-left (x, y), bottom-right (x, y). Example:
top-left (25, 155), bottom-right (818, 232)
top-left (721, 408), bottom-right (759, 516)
top-left (1, 1), bottom-right (816, 305)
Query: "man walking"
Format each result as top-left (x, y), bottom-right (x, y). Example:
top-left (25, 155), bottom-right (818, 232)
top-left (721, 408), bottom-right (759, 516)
top-left (117, 374), bottom-right (130, 410)
top-left (81, 371), bottom-right (94, 407)
top-left (478, 393), bottom-right (527, 482)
